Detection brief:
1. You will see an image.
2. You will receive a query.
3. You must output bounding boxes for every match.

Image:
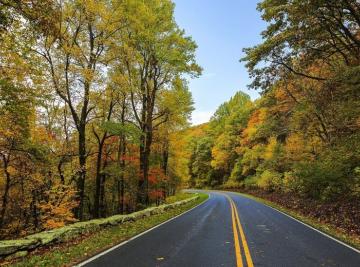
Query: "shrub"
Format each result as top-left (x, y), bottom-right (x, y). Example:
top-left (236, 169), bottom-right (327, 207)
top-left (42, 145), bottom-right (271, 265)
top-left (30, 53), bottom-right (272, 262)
top-left (222, 180), bottom-right (243, 189)
top-left (293, 158), bottom-right (352, 200)
top-left (243, 176), bottom-right (258, 189)
top-left (282, 171), bottom-right (300, 192)
top-left (229, 158), bottom-right (244, 182)
top-left (256, 170), bottom-right (282, 191)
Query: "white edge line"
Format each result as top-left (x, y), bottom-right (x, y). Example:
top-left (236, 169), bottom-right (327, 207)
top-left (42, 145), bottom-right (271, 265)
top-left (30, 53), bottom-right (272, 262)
top-left (75, 193), bottom-right (211, 266)
top-left (265, 204), bottom-right (360, 253)
top-left (226, 190), bottom-right (360, 254)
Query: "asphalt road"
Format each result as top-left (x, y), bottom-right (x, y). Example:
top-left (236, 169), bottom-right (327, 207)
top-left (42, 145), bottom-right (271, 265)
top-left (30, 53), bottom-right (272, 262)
top-left (79, 191), bottom-right (360, 267)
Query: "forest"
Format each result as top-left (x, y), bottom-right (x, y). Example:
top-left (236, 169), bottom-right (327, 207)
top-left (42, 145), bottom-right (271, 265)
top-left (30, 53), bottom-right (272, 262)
top-left (0, 0), bottom-right (200, 239)
top-left (170, 0), bottom-right (360, 232)
top-left (1, 0), bottom-right (360, 242)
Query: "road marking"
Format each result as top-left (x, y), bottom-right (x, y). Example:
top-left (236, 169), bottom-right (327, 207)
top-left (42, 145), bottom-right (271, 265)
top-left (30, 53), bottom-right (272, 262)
top-left (231, 198), bottom-right (254, 267)
top-left (226, 194), bottom-right (255, 267)
top-left (230, 198), bottom-right (244, 267)
top-left (264, 203), bottom-right (360, 254)
top-left (226, 191), bottom-right (360, 254)
top-left (76, 194), bottom-right (210, 266)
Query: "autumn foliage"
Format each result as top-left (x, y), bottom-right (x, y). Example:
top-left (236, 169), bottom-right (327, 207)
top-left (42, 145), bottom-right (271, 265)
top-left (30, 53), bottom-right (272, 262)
top-left (177, 1), bottom-right (360, 204)
top-left (0, 0), bottom-right (197, 239)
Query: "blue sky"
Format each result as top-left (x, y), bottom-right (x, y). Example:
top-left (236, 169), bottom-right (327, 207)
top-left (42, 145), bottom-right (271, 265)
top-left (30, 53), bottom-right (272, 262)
top-left (173, 0), bottom-right (266, 125)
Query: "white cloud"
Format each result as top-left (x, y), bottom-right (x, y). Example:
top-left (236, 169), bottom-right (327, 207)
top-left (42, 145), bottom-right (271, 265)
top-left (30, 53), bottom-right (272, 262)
top-left (191, 110), bottom-right (213, 125)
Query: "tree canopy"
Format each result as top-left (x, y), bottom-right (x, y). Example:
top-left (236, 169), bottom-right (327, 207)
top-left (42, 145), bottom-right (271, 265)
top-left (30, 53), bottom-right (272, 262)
top-left (173, 0), bottom-right (360, 203)
top-left (0, 0), bottom-right (199, 238)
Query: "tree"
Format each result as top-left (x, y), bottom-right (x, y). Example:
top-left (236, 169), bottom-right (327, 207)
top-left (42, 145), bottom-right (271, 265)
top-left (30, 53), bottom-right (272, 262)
top-left (209, 92), bottom-right (253, 180)
top-left (122, 0), bottom-right (201, 205)
top-left (242, 0), bottom-right (360, 91)
top-left (168, 123), bottom-right (208, 188)
top-left (0, 79), bottom-right (33, 230)
top-left (33, 0), bottom-right (124, 219)
top-left (0, 0), bottom-right (199, 237)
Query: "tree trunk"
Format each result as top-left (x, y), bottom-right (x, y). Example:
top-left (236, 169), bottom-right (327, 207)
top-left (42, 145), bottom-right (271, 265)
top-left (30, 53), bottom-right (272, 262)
top-left (137, 85), bottom-right (148, 206)
top-left (31, 191), bottom-right (39, 229)
top-left (0, 155), bottom-right (11, 229)
top-left (138, 128), bottom-right (152, 206)
top-left (118, 135), bottom-right (126, 214)
top-left (138, 141), bottom-right (147, 206)
top-left (100, 157), bottom-right (108, 217)
top-left (161, 141), bottom-right (169, 175)
top-left (93, 139), bottom-right (105, 218)
top-left (76, 124), bottom-right (87, 220)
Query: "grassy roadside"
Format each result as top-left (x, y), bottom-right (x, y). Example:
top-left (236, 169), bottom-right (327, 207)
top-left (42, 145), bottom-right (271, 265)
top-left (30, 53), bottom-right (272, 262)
top-left (164, 192), bottom-right (196, 203)
top-left (228, 190), bottom-right (360, 251)
top-left (6, 193), bottom-right (208, 267)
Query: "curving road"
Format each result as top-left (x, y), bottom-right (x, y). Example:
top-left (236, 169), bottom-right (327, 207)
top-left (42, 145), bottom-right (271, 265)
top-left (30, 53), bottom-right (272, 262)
top-left (79, 191), bottom-right (360, 267)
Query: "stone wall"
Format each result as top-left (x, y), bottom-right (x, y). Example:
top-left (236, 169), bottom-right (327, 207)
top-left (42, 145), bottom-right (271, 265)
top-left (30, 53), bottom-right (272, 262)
top-left (0, 195), bottom-right (199, 259)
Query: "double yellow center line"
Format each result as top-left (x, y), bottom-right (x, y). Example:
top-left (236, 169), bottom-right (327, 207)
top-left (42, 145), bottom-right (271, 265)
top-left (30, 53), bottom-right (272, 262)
top-left (226, 195), bottom-right (254, 267)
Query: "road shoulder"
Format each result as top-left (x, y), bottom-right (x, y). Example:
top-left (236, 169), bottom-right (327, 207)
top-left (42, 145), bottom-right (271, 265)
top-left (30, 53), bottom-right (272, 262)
top-left (224, 190), bottom-right (360, 252)
top-left (5, 193), bottom-right (209, 267)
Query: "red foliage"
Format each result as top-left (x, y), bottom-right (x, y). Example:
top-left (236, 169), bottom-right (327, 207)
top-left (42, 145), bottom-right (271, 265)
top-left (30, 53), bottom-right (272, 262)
top-left (120, 155), bottom-right (139, 162)
top-left (149, 190), bottom-right (165, 201)
top-left (148, 167), bottom-right (167, 185)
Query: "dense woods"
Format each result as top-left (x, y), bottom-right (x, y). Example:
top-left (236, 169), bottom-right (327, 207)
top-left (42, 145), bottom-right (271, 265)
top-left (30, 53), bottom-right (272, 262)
top-left (172, 0), bottom-right (360, 205)
top-left (1, 0), bottom-right (360, 242)
top-left (0, 0), bottom-right (200, 238)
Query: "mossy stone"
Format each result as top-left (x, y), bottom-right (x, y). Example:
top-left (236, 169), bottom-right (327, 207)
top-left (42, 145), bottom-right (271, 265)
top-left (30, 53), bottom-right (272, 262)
top-left (0, 239), bottom-right (39, 256)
